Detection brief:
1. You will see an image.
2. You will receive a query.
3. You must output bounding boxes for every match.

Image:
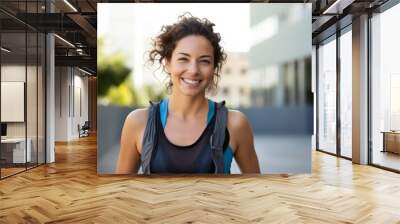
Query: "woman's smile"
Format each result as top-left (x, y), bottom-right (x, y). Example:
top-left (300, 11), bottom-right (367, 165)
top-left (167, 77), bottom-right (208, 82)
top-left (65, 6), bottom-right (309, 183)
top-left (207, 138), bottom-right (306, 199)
top-left (181, 78), bottom-right (202, 88)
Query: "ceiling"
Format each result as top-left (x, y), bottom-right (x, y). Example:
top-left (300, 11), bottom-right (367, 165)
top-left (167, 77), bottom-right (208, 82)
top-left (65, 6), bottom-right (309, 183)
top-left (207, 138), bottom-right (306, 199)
top-left (1, 0), bottom-right (98, 74)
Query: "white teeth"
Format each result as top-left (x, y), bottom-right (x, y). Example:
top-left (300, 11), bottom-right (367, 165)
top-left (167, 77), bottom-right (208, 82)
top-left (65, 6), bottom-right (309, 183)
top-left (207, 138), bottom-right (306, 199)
top-left (182, 78), bottom-right (200, 85)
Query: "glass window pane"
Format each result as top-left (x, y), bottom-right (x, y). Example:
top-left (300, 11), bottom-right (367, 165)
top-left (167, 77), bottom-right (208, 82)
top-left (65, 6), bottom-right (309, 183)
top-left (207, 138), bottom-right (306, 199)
top-left (371, 4), bottom-right (400, 171)
top-left (1, 30), bottom-right (27, 177)
top-left (1, 1), bottom-right (46, 179)
top-left (340, 29), bottom-right (352, 158)
top-left (26, 0), bottom-right (39, 170)
top-left (318, 37), bottom-right (337, 154)
top-left (38, 32), bottom-right (45, 165)
top-left (27, 31), bottom-right (38, 169)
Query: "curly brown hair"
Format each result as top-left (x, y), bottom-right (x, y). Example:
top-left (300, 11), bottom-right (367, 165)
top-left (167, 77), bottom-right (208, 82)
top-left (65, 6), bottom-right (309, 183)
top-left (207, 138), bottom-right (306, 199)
top-left (148, 13), bottom-right (227, 94)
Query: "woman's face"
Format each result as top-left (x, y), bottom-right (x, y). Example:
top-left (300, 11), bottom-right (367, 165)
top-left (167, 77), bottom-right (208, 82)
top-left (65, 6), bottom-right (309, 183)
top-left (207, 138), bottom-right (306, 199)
top-left (165, 35), bottom-right (215, 97)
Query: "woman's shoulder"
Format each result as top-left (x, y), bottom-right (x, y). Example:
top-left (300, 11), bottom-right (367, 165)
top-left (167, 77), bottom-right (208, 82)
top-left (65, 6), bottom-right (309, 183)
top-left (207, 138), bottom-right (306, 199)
top-left (209, 99), bottom-right (250, 130)
top-left (226, 109), bottom-right (253, 152)
top-left (124, 108), bottom-right (149, 130)
top-left (125, 99), bottom-right (166, 128)
top-left (120, 108), bottom-right (150, 155)
top-left (227, 109), bottom-right (250, 130)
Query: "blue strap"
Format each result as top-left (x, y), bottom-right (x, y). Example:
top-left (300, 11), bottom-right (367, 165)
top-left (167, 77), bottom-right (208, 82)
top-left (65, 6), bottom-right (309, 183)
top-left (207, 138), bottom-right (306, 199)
top-left (159, 98), bottom-right (233, 173)
top-left (207, 100), bottom-right (215, 124)
top-left (224, 145), bottom-right (233, 174)
top-left (160, 98), bottom-right (168, 129)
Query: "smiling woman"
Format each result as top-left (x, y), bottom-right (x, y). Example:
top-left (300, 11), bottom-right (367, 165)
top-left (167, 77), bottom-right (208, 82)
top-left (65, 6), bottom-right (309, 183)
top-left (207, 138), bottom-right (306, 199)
top-left (115, 13), bottom-right (260, 175)
top-left (165, 35), bottom-right (215, 97)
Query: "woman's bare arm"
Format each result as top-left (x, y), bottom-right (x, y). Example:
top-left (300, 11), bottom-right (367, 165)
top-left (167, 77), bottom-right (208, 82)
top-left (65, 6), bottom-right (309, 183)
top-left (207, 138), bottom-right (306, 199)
top-left (228, 110), bottom-right (261, 174)
top-left (115, 109), bottom-right (147, 174)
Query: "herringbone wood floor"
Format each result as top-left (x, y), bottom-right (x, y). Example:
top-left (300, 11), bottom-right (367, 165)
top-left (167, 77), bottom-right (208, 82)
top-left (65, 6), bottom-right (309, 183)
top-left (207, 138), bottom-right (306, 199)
top-left (1, 134), bottom-right (400, 223)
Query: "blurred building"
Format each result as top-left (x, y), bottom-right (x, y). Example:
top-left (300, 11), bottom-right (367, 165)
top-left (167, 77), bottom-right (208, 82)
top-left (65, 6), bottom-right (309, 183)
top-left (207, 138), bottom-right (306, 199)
top-left (249, 4), bottom-right (312, 107)
top-left (210, 52), bottom-right (251, 108)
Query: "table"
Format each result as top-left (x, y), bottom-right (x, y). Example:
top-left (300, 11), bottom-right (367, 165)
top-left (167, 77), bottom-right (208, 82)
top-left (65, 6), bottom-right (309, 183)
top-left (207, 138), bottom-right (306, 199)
top-left (381, 131), bottom-right (400, 154)
top-left (1, 138), bottom-right (31, 163)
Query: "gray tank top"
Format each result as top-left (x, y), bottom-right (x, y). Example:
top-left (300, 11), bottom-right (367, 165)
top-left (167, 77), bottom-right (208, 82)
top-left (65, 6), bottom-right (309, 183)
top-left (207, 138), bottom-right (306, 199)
top-left (149, 102), bottom-right (229, 173)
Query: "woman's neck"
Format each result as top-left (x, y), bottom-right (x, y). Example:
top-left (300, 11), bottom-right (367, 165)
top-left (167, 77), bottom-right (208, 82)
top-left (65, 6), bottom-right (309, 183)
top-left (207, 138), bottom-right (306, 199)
top-left (168, 92), bottom-right (208, 121)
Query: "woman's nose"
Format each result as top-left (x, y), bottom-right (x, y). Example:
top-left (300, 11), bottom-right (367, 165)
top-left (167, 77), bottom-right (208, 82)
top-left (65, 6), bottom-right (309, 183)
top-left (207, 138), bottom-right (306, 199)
top-left (186, 61), bottom-right (200, 74)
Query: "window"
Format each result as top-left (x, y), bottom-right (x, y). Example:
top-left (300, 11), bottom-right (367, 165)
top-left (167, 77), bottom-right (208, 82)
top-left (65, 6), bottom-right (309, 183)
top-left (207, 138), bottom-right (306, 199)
top-left (340, 28), bottom-right (352, 158)
top-left (371, 3), bottom-right (400, 171)
top-left (0, 2), bottom-right (46, 179)
top-left (317, 36), bottom-right (337, 155)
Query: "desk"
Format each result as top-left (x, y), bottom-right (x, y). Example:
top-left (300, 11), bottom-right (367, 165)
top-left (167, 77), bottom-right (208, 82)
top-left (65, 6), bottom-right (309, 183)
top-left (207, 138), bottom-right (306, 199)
top-left (381, 131), bottom-right (400, 154)
top-left (1, 138), bottom-right (31, 163)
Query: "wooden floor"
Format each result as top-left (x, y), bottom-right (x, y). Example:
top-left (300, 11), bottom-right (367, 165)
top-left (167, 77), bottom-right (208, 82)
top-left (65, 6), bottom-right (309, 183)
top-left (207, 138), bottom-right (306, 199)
top-left (1, 134), bottom-right (400, 223)
top-left (1, 167), bottom-right (26, 178)
top-left (1, 163), bottom-right (44, 178)
top-left (373, 151), bottom-right (400, 171)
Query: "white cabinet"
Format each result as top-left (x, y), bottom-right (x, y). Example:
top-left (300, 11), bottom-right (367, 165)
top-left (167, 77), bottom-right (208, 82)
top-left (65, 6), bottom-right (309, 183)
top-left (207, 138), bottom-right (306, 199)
top-left (1, 138), bottom-right (32, 163)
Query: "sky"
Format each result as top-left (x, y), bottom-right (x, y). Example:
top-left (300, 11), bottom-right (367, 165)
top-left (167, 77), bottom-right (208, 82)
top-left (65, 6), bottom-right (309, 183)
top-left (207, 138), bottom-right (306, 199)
top-left (98, 3), bottom-right (250, 87)
top-left (98, 3), bottom-right (250, 52)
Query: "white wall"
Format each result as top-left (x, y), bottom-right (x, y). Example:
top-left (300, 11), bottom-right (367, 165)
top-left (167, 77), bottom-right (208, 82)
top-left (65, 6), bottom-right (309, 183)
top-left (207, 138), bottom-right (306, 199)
top-left (71, 72), bottom-right (89, 138)
top-left (55, 66), bottom-right (69, 141)
top-left (1, 65), bottom-right (37, 138)
top-left (1, 63), bottom-right (46, 164)
top-left (54, 67), bottom-right (89, 141)
top-left (1, 66), bottom-right (26, 131)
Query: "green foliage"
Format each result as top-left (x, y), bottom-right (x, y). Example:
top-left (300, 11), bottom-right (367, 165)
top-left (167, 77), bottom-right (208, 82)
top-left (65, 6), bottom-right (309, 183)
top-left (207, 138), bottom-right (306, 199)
top-left (98, 37), bottom-right (168, 107)
top-left (107, 78), bottom-right (138, 106)
top-left (143, 84), bottom-right (167, 103)
top-left (97, 38), bottom-right (131, 97)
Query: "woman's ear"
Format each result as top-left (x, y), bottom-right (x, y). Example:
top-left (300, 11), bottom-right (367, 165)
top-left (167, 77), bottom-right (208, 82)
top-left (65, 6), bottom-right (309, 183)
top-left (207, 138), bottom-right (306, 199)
top-left (164, 59), bottom-right (171, 74)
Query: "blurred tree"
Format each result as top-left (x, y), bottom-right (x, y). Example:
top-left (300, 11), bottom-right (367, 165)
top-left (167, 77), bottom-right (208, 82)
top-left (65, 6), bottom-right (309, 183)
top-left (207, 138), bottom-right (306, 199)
top-left (97, 38), bottom-right (131, 97)
top-left (107, 81), bottom-right (138, 106)
top-left (143, 84), bottom-right (166, 103)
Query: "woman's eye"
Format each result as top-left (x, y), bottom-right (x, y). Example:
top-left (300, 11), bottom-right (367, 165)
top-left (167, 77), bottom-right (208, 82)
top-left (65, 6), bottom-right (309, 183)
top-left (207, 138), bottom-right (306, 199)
top-left (200, 60), bottom-right (211, 64)
top-left (178, 58), bottom-right (187, 61)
